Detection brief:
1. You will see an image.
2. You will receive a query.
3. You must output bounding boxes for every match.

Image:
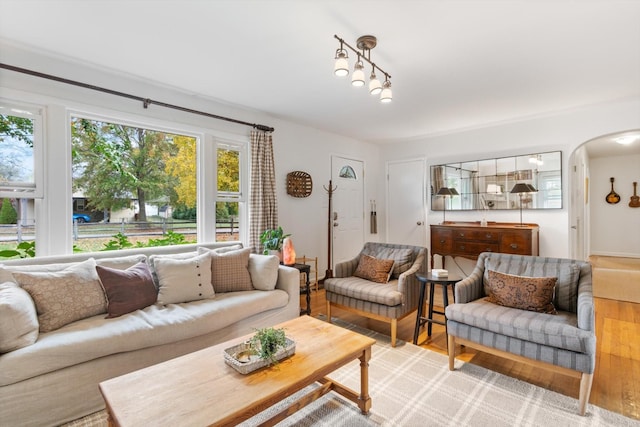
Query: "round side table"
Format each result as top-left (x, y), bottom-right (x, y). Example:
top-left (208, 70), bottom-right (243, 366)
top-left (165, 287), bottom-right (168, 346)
top-left (413, 272), bottom-right (462, 346)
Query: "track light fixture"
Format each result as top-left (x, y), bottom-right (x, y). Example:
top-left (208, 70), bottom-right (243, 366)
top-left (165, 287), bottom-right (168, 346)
top-left (333, 34), bottom-right (392, 103)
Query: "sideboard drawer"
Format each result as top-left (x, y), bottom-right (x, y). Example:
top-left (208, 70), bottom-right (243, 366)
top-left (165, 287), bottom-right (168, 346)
top-left (499, 232), bottom-right (532, 255)
top-left (454, 229), bottom-right (499, 242)
top-left (454, 241), bottom-right (500, 255)
top-left (431, 229), bottom-right (453, 253)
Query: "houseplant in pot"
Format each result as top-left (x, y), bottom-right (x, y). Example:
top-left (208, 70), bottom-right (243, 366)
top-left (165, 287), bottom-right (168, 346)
top-left (259, 226), bottom-right (291, 258)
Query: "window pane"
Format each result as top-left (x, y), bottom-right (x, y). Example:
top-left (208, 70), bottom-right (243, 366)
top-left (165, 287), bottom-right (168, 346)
top-left (0, 112), bottom-right (36, 195)
top-left (215, 201), bottom-right (239, 242)
top-left (217, 147), bottom-right (240, 193)
top-left (71, 117), bottom-right (197, 251)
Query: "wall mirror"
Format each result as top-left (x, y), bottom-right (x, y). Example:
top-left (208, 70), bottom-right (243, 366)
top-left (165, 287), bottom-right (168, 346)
top-left (430, 151), bottom-right (562, 211)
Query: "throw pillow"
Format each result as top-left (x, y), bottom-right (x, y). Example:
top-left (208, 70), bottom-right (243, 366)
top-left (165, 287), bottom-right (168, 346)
top-left (363, 247), bottom-right (414, 279)
top-left (148, 251), bottom-right (199, 288)
top-left (154, 252), bottom-right (214, 305)
top-left (0, 282), bottom-right (39, 353)
top-left (486, 270), bottom-right (557, 314)
top-left (202, 247), bottom-right (253, 293)
top-left (96, 254), bottom-right (148, 270)
top-left (11, 258), bottom-right (108, 332)
top-left (248, 254), bottom-right (280, 291)
top-left (96, 262), bottom-right (157, 318)
top-left (353, 254), bottom-right (395, 284)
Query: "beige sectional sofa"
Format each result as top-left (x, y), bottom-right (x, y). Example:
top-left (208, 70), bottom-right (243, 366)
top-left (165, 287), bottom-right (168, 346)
top-left (0, 243), bottom-right (300, 427)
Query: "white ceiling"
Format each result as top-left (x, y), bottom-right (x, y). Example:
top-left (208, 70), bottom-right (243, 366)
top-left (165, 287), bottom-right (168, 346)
top-left (0, 0), bottom-right (639, 148)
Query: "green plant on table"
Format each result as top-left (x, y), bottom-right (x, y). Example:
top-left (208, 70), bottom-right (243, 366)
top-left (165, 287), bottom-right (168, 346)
top-left (259, 226), bottom-right (291, 254)
top-left (250, 327), bottom-right (287, 366)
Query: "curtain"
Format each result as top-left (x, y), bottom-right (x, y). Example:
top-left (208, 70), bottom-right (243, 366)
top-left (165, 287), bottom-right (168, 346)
top-left (248, 130), bottom-right (278, 253)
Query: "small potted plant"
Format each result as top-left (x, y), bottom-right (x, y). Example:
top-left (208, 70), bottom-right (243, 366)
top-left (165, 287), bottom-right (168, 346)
top-left (250, 326), bottom-right (288, 366)
top-left (259, 226), bottom-right (291, 256)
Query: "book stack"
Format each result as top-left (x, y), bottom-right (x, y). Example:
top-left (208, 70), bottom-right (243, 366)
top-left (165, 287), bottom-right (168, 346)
top-left (431, 269), bottom-right (449, 278)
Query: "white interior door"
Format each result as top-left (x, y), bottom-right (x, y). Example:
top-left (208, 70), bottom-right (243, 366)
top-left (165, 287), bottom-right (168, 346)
top-left (331, 156), bottom-right (365, 267)
top-left (386, 158), bottom-right (426, 246)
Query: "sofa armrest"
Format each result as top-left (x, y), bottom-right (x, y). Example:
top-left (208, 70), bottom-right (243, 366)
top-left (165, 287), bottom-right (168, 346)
top-left (576, 263), bottom-right (594, 331)
top-left (275, 266), bottom-right (301, 302)
top-left (334, 257), bottom-right (359, 278)
top-left (453, 262), bottom-right (485, 303)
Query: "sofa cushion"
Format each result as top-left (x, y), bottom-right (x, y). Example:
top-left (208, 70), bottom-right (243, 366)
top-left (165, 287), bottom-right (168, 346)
top-left (484, 256), bottom-right (581, 312)
top-left (362, 246), bottom-right (414, 279)
top-left (9, 258), bottom-right (107, 332)
top-left (148, 251), bottom-right (199, 287)
top-left (154, 252), bottom-right (214, 304)
top-left (445, 298), bottom-right (593, 354)
top-left (486, 270), bottom-right (557, 314)
top-left (201, 247), bottom-right (253, 292)
top-left (96, 262), bottom-right (158, 318)
top-left (248, 254), bottom-right (280, 291)
top-left (0, 289), bottom-right (290, 386)
top-left (0, 282), bottom-right (39, 353)
top-left (3, 254), bottom-right (148, 273)
top-left (324, 276), bottom-right (403, 306)
top-left (354, 254), bottom-right (395, 283)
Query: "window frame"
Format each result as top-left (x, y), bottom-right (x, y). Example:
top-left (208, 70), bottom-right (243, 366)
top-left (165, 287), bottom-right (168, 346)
top-left (0, 99), bottom-right (44, 199)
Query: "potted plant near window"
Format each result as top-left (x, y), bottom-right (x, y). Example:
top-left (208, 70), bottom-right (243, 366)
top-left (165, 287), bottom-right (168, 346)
top-left (259, 226), bottom-right (291, 258)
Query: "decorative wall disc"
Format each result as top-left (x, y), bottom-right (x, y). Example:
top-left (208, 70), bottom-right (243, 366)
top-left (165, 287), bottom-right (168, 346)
top-left (286, 171), bottom-right (313, 198)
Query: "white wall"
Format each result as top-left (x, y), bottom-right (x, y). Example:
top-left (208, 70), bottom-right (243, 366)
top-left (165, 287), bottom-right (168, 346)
top-left (589, 154), bottom-right (640, 257)
top-left (378, 98), bottom-right (640, 259)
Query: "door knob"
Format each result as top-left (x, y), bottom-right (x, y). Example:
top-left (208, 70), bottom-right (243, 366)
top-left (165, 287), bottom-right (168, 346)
top-left (333, 222), bottom-right (339, 227)
top-left (417, 221), bottom-right (423, 226)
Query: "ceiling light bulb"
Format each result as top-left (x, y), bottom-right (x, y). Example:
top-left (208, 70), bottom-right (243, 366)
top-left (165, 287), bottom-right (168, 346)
top-left (369, 71), bottom-right (382, 95)
top-left (334, 49), bottom-right (349, 77)
top-left (351, 60), bottom-right (365, 87)
top-left (380, 80), bottom-right (392, 103)
top-left (614, 135), bottom-right (639, 145)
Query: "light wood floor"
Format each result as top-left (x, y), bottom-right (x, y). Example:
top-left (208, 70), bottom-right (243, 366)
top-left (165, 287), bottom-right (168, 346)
top-left (302, 267), bottom-right (640, 421)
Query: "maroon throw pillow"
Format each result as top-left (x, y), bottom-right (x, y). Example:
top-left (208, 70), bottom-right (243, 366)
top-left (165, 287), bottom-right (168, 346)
top-left (96, 262), bottom-right (157, 318)
top-left (486, 270), bottom-right (557, 314)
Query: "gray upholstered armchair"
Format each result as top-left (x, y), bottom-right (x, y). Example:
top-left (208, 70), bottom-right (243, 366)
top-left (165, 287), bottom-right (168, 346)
top-left (446, 252), bottom-right (595, 415)
top-left (324, 242), bottom-right (428, 347)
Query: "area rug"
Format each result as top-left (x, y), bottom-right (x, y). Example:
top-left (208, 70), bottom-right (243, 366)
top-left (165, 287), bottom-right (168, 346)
top-left (65, 317), bottom-right (638, 427)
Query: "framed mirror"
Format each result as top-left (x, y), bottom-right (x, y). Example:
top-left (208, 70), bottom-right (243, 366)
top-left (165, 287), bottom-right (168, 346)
top-left (430, 151), bottom-right (562, 211)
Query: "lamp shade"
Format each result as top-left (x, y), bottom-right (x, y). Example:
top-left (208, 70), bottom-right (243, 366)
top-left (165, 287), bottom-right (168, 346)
top-left (510, 183), bottom-right (537, 194)
top-left (369, 71), bottom-right (382, 95)
top-left (351, 61), bottom-right (365, 87)
top-left (380, 80), bottom-right (392, 103)
top-left (437, 187), bottom-right (459, 196)
top-left (334, 50), bottom-right (349, 77)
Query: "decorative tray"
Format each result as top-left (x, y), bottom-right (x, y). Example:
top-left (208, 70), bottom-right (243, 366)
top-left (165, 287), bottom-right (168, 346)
top-left (223, 338), bottom-right (296, 375)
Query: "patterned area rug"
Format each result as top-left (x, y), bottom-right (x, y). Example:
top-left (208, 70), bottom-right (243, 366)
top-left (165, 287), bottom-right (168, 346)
top-left (65, 317), bottom-right (638, 427)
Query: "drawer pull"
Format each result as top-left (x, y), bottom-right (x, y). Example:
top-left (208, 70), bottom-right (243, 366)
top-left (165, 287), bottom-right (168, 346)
top-left (459, 245), bottom-right (465, 250)
top-left (485, 234), bottom-right (493, 239)
top-left (486, 248), bottom-right (493, 252)
top-left (440, 240), bottom-right (446, 244)
top-left (510, 243), bottom-right (518, 249)
top-left (459, 233), bottom-right (465, 238)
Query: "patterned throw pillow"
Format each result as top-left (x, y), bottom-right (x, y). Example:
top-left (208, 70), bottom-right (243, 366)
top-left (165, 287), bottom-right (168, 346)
top-left (363, 247), bottom-right (414, 279)
top-left (11, 258), bottom-right (108, 332)
top-left (154, 252), bottom-right (214, 304)
top-left (205, 247), bottom-right (254, 293)
top-left (486, 270), bottom-right (557, 314)
top-left (353, 254), bottom-right (395, 284)
top-left (96, 262), bottom-right (157, 318)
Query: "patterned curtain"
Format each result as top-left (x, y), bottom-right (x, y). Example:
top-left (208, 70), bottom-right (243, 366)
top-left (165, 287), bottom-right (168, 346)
top-left (248, 130), bottom-right (278, 253)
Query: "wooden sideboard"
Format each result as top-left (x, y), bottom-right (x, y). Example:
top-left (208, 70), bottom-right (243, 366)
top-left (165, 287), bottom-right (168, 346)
top-left (430, 221), bottom-right (539, 269)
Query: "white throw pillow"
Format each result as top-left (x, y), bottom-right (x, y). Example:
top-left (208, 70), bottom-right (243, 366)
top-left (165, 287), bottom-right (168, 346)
top-left (0, 282), bottom-right (39, 353)
top-left (155, 252), bottom-right (214, 305)
top-left (248, 254), bottom-right (280, 291)
top-left (148, 251), bottom-right (199, 287)
top-left (10, 258), bottom-right (107, 333)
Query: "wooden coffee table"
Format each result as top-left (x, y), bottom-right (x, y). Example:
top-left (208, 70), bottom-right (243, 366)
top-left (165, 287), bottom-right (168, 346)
top-left (99, 316), bottom-right (375, 426)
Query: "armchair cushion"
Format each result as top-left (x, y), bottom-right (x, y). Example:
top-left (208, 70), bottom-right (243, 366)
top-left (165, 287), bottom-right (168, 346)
top-left (353, 254), bottom-right (395, 283)
top-left (325, 276), bottom-right (403, 306)
top-left (486, 270), bottom-right (557, 314)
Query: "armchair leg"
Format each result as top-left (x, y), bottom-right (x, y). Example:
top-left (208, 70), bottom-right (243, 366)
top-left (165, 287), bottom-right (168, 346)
top-left (326, 301), bottom-right (332, 323)
top-left (448, 335), bottom-right (456, 370)
top-left (578, 373), bottom-right (593, 416)
top-left (390, 319), bottom-right (397, 347)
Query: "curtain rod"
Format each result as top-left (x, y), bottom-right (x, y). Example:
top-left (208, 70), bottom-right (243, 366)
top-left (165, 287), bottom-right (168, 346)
top-left (0, 63), bottom-right (275, 133)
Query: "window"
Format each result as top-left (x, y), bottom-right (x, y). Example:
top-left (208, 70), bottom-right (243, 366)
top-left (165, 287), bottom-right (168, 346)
top-left (216, 144), bottom-right (243, 242)
top-left (0, 101), bottom-right (43, 199)
top-left (70, 116), bottom-right (197, 250)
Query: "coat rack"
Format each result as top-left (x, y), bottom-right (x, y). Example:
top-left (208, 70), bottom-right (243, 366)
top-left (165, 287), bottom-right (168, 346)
top-left (323, 180), bottom-right (337, 280)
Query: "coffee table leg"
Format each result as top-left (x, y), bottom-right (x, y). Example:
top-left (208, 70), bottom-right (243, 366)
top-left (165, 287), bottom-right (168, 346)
top-left (358, 346), bottom-right (372, 414)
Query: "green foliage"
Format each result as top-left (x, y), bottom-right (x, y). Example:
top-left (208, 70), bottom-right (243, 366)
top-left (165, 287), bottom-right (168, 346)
top-left (259, 226), bottom-right (291, 254)
top-left (101, 233), bottom-right (134, 251)
top-left (0, 114), bottom-right (34, 146)
top-left (0, 241), bottom-right (35, 259)
top-left (172, 205), bottom-right (197, 220)
top-left (250, 327), bottom-right (287, 365)
top-left (0, 198), bottom-right (18, 224)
